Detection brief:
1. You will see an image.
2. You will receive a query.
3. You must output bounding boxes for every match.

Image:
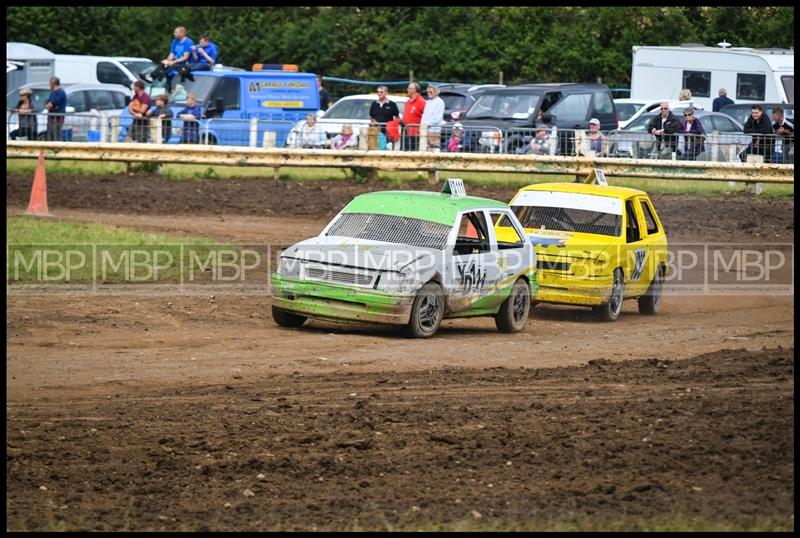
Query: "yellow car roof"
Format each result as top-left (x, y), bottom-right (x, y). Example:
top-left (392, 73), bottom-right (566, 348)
top-left (515, 182), bottom-right (648, 200)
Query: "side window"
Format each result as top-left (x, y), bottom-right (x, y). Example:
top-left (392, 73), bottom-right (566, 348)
top-left (592, 91), bottom-right (614, 116)
top-left (86, 90), bottom-right (115, 111)
top-left (682, 70), bottom-right (711, 98)
top-left (539, 91), bottom-right (562, 114)
top-left (111, 91), bottom-right (128, 109)
top-left (736, 74), bottom-right (766, 101)
top-left (711, 115), bottom-right (740, 133)
top-left (210, 78), bottom-right (240, 110)
top-left (454, 211), bottom-right (490, 255)
top-left (548, 93), bottom-right (591, 123)
top-left (97, 62), bottom-right (132, 86)
top-left (625, 200), bottom-right (642, 243)
top-left (639, 199), bottom-right (659, 235)
top-left (489, 211), bottom-right (525, 249)
top-left (66, 91), bottom-right (88, 112)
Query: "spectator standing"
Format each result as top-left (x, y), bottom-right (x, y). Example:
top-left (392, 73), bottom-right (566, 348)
top-left (182, 34), bottom-right (217, 80)
top-left (177, 92), bottom-right (202, 144)
top-left (44, 76), bottom-right (67, 141)
top-left (329, 124), bottom-right (357, 150)
top-left (368, 85), bottom-right (400, 141)
top-left (446, 122), bottom-right (465, 152)
top-left (297, 113), bottom-right (327, 148)
top-left (647, 102), bottom-right (682, 158)
top-left (680, 107), bottom-right (704, 160)
top-left (742, 104), bottom-right (774, 162)
top-left (9, 87), bottom-right (37, 140)
top-left (421, 85), bottom-right (445, 150)
top-left (402, 81), bottom-right (426, 151)
top-left (146, 94), bottom-right (174, 143)
top-left (156, 26), bottom-right (194, 93)
top-left (712, 88), bottom-right (734, 112)
top-left (770, 106), bottom-right (794, 164)
top-left (318, 76), bottom-right (331, 111)
top-left (128, 81), bottom-right (152, 143)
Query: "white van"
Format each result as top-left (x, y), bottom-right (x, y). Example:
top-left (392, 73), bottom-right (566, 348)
top-left (630, 44), bottom-right (794, 111)
top-left (54, 55), bottom-right (156, 89)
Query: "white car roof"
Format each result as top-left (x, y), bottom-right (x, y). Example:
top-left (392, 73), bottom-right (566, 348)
top-left (337, 93), bottom-right (408, 102)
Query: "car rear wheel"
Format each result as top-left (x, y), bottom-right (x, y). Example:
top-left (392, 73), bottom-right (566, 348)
top-left (404, 282), bottom-right (444, 338)
top-left (593, 268), bottom-right (624, 322)
top-left (271, 305), bottom-right (307, 328)
top-left (495, 278), bottom-right (531, 333)
top-left (638, 265), bottom-right (664, 315)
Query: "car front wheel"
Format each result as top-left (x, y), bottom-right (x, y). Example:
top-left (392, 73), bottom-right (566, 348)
top-left (593, 268), bottom-right (624, 322)
top-left (404, 282), bottom-right (444, 338)
top-left (495, 278), bottom-right (531, 332)
top-left (272, 305), bottom-right (307, 328)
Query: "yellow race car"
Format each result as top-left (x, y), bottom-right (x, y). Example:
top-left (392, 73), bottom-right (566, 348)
top-left (495, 180), bottom-right (668, 321)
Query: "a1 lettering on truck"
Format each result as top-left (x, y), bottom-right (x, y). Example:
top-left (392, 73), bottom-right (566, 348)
top-left (119, 67), bottom-right (320, 146)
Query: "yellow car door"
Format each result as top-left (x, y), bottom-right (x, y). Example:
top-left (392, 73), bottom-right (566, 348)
top-left (635, 196), bottom-right (668, 289)
top-left (621, 198), bottom-right (651, 297)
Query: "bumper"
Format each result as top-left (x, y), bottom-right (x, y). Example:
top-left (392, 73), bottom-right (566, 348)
top-left (534, 271), bottom-right (612, 306)
top-left (271, 274), bottom-right (414, 325)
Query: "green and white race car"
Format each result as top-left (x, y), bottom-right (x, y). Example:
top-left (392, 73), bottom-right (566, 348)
top-left (271, 179), bottom-right (538, 337)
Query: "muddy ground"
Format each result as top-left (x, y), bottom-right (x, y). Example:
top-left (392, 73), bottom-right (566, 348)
top-left (6, 173), bottom-right (795, 530)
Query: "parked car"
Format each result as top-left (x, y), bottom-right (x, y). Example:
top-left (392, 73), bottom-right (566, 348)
top-left (6, 82), bottom-right (131, 141)
top-left (499, 178), bottom-right (668, 321)
top-left (435, 83), bottom-right (506, 122)
top-left (271, 179), bottom-right (537, 337)
top-left (607, 109), bottom-right (750, 161)
top-left (614, 98), bottom-right (647, 129)
top-left (617, 99), bottom-right (700, 130)
top-left (458, 83), bottom-right (618, 154)
top-left (719, 102), bottom-right (794, 126)
top-left (285, 93), bottom-right (408, 148)
top-left (55, 55), bottom-right (156, 89)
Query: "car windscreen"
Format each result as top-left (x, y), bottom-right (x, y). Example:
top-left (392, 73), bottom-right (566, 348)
top-left (465, 93), bottom-right (541, 120)
top-left (120, 60), bottom-right (157, 79)
top-left (616, 103), bottom-right (643, 121)
top-left (510, 191), bottom-right (623, 237)
top-left (147, 76), bottom-right (219, 105)
top-left (326, 213), bottom-right (451, 251)
top-left (324, 99), bottom-right (405, 120)
top-left (624, 113), bottom-right (656, 132)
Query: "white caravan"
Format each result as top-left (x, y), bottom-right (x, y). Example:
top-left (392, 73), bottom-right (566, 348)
top-left (630, 44), bottom-right (794, 111)
top-left (6, 42), bottom-right (56, 94)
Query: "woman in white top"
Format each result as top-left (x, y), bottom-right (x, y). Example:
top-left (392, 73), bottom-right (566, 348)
top-left (421, 85), bottom-right (445, 150)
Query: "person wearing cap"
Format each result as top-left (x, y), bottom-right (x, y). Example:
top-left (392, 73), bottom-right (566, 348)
top-left (712, 88), bottom-right (734, 112)
top-left (9, 87), bottom-right (37, 140)
top-left (446, 122), bottom-right (465, 152)
top-left (574, 118), bottom-right (607, 157)
top-left (525, 123), bottom-right (556, 155)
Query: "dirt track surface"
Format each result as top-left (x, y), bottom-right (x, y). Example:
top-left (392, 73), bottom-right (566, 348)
top-left (6, 347), bottom-right (794, 531)
top-left (6, 172), bottom-right (796, 530)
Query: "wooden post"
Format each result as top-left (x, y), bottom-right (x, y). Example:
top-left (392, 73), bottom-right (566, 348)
top-left (273, 167), bottom-right (281, 180)
top-left (249, 118), bottom-right (258, 147)
top-left (427, 169), bottom-right (439, 185)
top-left (150, 117), bottom-right (161, 144)
top-left (99, 112), bottom-right (109, 143)
top-left (262, 131), bottom-right (276, 149)
top-left (419, 124), bottom-right (428, 151)
top-left (358, 127), bottom-right (368, 150)
top-left (409, 70), bottom-right (414, 82)
top-left (367, 126), bottom-right (378, 150)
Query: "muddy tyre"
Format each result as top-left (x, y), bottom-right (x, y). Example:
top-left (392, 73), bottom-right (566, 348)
top-left (593, 268), bottom-right (624, 322)
top-left (495, 278), bottom-right (531, 333)
top-left (638, 265), bottom-right (664, 315)
top-left (271, 305), bottom-right (307, 328)
top-left (404, 282), bottom-right (444, 338)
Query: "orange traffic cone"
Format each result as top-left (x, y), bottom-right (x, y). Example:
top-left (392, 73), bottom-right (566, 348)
top-left (25, 152), bottom-right (52, 217)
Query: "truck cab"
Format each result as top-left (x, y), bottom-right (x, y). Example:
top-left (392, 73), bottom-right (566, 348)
top-left (119, 68), bottom-right (320, 146)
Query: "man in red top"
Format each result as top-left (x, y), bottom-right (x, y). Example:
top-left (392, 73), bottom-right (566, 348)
top-left (402, 81), bottom-right (426, 151)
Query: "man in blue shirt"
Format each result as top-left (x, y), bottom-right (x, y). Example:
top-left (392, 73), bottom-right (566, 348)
top-left (181, 34), bottom-right (217, 81)
top-left (159, 26), bottom-right (194, 93)
top-left (45, 76), bottom-right (67, 141)
top-left (712, 88), bottom-right (735, 112)
top-left (177, 92), bottom-right (203, 144)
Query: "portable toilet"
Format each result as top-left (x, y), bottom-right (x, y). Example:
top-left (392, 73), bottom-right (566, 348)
top-left (6, 42), bottom-right (56, 94)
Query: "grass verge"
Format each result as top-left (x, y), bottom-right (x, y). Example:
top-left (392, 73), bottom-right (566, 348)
top-left (7, 158), bottom-right (794, 197)
top-left (7, 216), bottom-right (222, 284)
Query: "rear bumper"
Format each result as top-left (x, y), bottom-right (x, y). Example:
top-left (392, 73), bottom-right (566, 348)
top-left (271, 274), bottom-right (414, 325)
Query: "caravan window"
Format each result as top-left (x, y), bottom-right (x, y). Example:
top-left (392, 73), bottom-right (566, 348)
top-left (682, 70), bottom-right (710, 98)
top-left (736, 74), bottom-right (766, 101)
